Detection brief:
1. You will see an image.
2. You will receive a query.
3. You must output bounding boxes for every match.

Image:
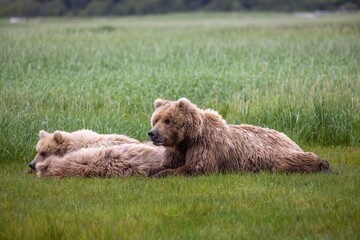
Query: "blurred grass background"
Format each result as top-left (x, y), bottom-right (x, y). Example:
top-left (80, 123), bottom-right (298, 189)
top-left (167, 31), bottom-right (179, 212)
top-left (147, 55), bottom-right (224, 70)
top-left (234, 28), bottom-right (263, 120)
top-left (1, 13), bottom-right (359, 164)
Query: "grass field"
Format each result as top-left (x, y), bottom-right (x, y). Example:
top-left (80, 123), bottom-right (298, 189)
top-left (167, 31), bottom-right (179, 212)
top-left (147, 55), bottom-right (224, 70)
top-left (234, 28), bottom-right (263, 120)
top-left (0, 13), bottom-right (360, 239)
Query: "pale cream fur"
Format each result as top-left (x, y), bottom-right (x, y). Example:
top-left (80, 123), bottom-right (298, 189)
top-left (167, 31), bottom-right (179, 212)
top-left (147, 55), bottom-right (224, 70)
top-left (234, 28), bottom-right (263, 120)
top-left (36, 143), bottom-right (164, 178)
top-left (28, 129), bottom-right (139, 170)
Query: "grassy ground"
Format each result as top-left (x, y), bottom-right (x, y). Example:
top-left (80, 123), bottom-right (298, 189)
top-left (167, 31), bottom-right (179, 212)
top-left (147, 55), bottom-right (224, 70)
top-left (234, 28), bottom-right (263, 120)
top-left (1, 147), bottom-right (359, 240)
top-left (0, 13), bottom-right (359, 239)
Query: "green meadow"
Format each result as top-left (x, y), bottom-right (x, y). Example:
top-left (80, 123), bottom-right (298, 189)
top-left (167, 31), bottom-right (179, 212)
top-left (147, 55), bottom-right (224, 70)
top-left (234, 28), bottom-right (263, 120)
top-left (1, 13), bottom-right (359, 239)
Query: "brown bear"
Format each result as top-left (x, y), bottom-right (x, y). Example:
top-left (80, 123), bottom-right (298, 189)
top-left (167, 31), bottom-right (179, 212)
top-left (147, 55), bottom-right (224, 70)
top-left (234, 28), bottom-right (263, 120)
top-left (28, 129), bottom-right (139, 172)
top-left (147, 98), bottom-right (331, 177)
top-left (36, 143), bottom-right (164, 178)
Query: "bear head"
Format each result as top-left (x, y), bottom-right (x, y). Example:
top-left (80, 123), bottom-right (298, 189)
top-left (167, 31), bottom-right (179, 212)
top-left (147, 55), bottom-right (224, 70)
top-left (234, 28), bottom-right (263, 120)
top-left (148, 98), bottom-right (203, 147)
top-left (28, 130), bottom-right (69, 170)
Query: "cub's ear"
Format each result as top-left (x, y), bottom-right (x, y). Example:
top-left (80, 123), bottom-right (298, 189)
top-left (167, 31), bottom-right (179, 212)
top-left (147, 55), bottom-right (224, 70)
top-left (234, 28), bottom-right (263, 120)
top-left (176, 98), bottom-right (192, 110)
top-left (154, 99), bottom-right (169, 109)
top-left (53, 131), bottom-right (64, 144)
top-left (39, 130), bottom-right (49, 139)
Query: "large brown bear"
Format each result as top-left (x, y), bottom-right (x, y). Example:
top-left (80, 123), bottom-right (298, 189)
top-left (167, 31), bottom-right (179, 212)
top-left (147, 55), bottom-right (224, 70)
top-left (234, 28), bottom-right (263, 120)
top-left (28, 129), bottom-right (139, 172)
top-left (147, 98), bottom-right (331, 177)
top-left (36, 143), bottom-right (164, 178)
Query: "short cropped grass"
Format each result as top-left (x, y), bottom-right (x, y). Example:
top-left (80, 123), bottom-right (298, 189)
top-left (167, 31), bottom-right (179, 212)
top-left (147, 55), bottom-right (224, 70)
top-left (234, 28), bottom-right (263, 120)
top-left (1, 147), bottom-right (359, 239)
top-left (0, 13), bottom-right (359, 239)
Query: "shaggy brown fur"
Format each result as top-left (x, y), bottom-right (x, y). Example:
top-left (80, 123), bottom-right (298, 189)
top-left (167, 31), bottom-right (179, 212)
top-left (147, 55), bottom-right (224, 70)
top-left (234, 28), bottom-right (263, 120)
top-left (36, 143), bottom-right (164, 178)
top-left (147, 98), bottom-right (331, 177)
top-left (28, 129), bottom-right (139, 172)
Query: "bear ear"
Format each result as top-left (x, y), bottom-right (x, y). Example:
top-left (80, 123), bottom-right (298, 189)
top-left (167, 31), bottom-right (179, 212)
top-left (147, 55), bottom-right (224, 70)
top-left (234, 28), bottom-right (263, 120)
top-left (176, 98), bottom-right (192, 110)
top-left (154, 99), bottom-right (169, 109)
top-left (53, 131), bottom-right (64, 144)
top-left (39, 130), bottom-right (49, 139)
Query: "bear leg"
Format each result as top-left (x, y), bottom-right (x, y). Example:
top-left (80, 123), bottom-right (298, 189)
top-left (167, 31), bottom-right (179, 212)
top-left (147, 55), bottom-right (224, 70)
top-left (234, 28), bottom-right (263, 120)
top-left (151, 164), bottom-right (199, 178)
top-left (275, 151), bottom-right (331, 173)
top-left (147, 166), bottom-right (168, 177)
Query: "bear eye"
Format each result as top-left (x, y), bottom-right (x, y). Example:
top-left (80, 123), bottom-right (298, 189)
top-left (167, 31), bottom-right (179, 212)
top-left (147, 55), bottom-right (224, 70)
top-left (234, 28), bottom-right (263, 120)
top-left (40, 152), bottom-right (46, 157)
top-left (164, 119), bottom-right (171, 124)
top-left (153, 117), bottom-right (160, 125)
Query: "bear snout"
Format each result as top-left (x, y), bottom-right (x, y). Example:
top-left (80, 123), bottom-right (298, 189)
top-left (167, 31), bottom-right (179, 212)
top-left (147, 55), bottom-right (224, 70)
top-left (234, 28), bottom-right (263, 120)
top-left (148, 130), bottom-right (164, 146)
top-left (28, 162), bottom-right (36, 170)
top-left (147, 130), bottom-right (157, 141)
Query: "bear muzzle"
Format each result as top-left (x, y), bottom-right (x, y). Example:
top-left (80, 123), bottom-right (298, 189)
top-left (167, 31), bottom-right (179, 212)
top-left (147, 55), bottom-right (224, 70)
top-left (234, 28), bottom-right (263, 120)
top-left (148, 130), bottom-right (164, 146)
top-left (28, 162), bottom-right (36, 170)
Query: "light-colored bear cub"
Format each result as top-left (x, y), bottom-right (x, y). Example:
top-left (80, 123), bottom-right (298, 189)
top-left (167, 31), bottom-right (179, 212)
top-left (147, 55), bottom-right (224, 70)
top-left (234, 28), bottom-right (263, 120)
top-left (28, 129), bottom-right (139, 171)
top-left (36, 143), bottom-right (164, 178)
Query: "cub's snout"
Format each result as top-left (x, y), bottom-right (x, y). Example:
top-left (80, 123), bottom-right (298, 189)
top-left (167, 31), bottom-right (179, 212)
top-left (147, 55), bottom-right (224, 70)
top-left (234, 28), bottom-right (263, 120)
top-left (28, 162), bottom-right (36, 170)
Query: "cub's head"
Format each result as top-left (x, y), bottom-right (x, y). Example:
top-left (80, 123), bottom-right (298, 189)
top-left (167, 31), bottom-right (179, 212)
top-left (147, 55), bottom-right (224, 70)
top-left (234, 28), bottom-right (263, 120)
top-left (28, 130), bottom-right (68, 171)
top-left (148, 98), bottom-right (203, 147)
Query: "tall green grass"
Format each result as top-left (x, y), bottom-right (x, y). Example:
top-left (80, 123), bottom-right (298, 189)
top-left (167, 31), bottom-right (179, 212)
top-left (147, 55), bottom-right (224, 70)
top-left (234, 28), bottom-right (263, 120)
top-left (1, 13), bottom-right (360, 164)
top-left (1, 14), bottom-right (360, 164)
